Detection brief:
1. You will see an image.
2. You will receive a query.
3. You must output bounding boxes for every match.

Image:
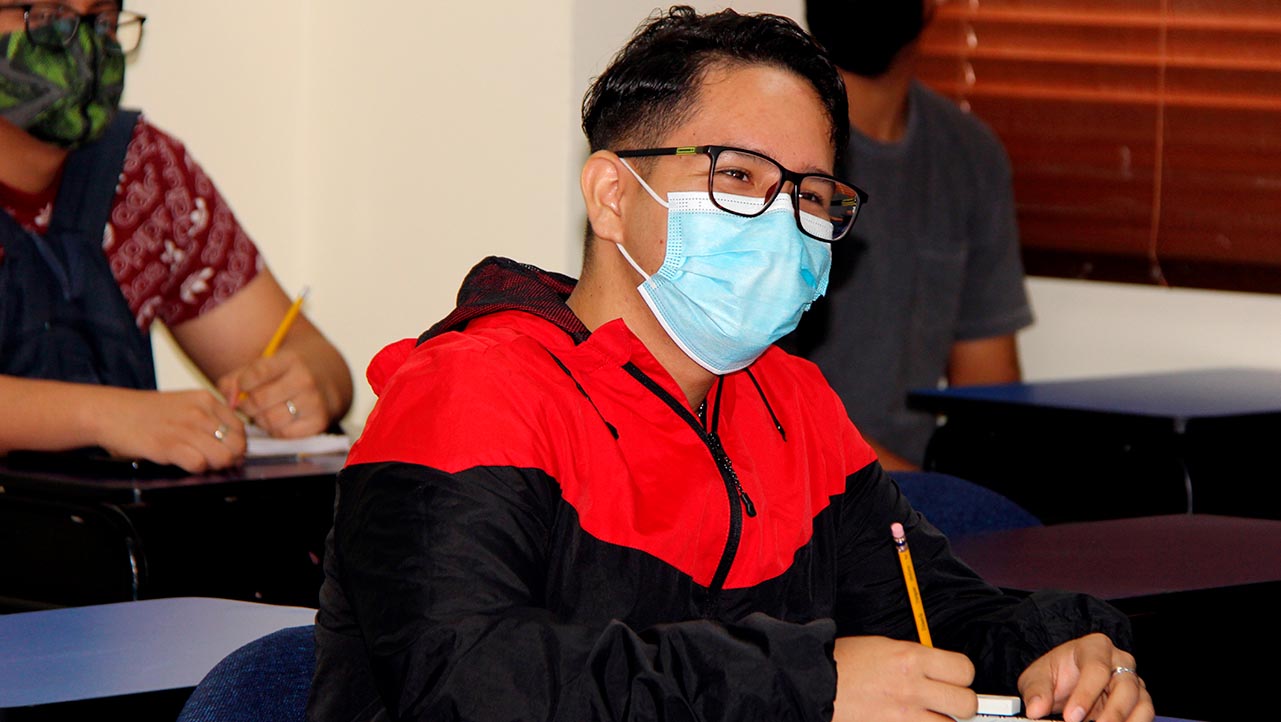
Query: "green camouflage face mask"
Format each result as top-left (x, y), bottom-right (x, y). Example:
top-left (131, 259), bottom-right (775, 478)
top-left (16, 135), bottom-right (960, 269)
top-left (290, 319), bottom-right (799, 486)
top-left (0, 24), bottom-right (125, 148)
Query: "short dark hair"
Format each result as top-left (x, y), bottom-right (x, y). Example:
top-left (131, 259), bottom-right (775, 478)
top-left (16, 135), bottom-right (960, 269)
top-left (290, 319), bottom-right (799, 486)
top-left (581, 6), bottom-right (849, 168)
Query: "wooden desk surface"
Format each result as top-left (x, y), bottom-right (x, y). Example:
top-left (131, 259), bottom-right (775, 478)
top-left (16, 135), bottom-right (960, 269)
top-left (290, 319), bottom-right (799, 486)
top-left (955, 514), bottom-right (1281, 720)
top-left (909, 369), bottom-right (1281, 525)
top-left (909, 367), bottom-right (1281, 423)
top-left (0, 597), bottom-right (316, 707)
top-left (0, 453), bottom-right (346, 504)
top-left (952, 513), bottom-right (1281, 599)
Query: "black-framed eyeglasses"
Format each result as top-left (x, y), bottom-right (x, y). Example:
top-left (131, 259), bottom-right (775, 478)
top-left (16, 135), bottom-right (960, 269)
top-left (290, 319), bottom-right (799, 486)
top-left (614, 145), bottom-right (868, 243)
top-left (0, 3), bottom-right (146, 54)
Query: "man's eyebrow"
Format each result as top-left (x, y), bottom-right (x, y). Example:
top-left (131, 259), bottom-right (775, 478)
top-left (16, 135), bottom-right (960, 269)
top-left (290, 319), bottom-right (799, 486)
top-left (789, 154), bottom-right (835, 176)
top-left (798, 163), bottom-right (833, 176)
top-left (720, 142), bottom-right (831, 176)
top-left (783, 159), bottom-right (835, 177)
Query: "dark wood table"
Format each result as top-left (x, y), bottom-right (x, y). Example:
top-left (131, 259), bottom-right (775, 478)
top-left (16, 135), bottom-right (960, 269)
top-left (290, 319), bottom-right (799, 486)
top-left (0, 453), bottom-right (344, 612)
top-left (909, 367), bottom-right (1281, 523)
top-left (953, 514), bottom-right (1281, 720)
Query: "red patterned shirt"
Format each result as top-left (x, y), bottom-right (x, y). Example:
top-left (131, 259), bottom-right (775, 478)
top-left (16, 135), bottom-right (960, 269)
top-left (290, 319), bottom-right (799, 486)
top-left (0, 114), bottom-right (262, 331)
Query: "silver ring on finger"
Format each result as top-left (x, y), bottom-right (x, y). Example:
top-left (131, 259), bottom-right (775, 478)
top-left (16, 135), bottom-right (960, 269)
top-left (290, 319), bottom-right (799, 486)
top-left (1112, 666), bottom-right (1137, 677)
top-left (213, 424), bottom-right (229, 442)
top-left (285, 399), bottom-right (298, 418)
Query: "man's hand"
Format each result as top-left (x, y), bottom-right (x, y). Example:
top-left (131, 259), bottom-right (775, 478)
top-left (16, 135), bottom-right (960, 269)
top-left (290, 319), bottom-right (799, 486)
top-left (91, 387), bottom-right (246, 473)
top-left (218, 348), bottom-right (332, 438)
top-left (833, 636), bottom-right (978, 722)
top-left (1018, 633), bottom-right (1154, 722)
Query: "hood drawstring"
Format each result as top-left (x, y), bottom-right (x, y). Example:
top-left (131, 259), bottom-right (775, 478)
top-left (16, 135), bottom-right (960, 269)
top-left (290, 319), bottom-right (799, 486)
top-left (545, 347), bottom-right (783, 448)
top-left (745, 369), bottom-right (787, 441)
top-left (546, 350), bottom-right (619, 440)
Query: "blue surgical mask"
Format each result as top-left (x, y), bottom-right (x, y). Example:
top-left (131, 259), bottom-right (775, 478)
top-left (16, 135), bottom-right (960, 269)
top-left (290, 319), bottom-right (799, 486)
top-left (618, 161), bottom-right (832, 375)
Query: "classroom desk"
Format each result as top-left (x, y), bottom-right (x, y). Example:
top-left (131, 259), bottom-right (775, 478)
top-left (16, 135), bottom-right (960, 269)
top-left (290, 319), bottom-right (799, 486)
top-left (0, 599), bottom-right (1200, 722)
top-left (0, 597), bottom-right (316, 708)
top-left (908, 367), bottom-right (1281, 523)
top-left (953, 514), bottom-right (1281, 720)
top-left (0, 453), bottom-right (344, 612)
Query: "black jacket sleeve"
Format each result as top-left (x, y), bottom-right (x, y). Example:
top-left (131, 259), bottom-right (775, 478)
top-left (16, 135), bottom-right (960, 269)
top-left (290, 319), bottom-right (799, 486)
top-left (832, 461), bottom-right (1133, 694)
top-left (331, 461), bottom-right (838, 722)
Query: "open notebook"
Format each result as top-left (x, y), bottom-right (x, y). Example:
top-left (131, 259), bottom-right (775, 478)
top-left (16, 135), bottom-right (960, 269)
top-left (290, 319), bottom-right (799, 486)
top-left (245, 426), bottom-right (351, 460)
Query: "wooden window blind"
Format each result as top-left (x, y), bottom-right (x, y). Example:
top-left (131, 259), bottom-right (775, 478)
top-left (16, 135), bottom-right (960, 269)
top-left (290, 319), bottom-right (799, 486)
top-left (917, 0), bottom-right (1281, 293)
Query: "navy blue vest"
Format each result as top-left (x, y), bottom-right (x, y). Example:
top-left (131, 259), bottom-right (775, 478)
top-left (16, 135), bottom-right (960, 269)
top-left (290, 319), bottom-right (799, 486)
top-left (0, 110), bottom-right (156, 390)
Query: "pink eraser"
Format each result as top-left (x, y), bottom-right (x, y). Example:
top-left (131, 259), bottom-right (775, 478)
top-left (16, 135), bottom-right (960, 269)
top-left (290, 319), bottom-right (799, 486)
top-left (891, 522), bottom-right (905, 538)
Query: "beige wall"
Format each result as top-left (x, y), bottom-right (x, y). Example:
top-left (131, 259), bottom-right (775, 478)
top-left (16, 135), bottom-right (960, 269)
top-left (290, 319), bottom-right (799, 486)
top-left (126, 0), bottom-right (578, 427)
top-left (122, 0), bottom-right (311, 401)
top-left (1022, 278), bottom-right (1281, 380)
top-left (124, 0), bottom-right (1280, 432)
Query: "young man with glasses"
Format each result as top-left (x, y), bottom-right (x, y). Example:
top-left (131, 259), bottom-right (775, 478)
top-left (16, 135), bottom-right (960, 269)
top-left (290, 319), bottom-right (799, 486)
top-left (312, 7), bottom-right (1151, 722)
top-left (0, 1), bottom-right (353, 472)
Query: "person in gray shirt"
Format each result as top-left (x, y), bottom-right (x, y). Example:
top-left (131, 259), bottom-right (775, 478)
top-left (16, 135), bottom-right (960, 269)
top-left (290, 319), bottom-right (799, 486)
top-left (795, 0), bottom-right (1034, 470)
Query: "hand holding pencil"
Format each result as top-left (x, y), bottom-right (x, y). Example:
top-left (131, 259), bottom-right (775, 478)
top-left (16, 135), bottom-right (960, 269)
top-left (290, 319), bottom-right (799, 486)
top-left (234, 286), bottom-right (308, 405)
top-left (217, 286), bottom-right (332, 438)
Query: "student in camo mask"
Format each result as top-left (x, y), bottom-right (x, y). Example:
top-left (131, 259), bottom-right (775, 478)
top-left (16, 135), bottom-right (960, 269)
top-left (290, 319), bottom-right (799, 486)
top-left (0, 1), bottom-right (352, 473)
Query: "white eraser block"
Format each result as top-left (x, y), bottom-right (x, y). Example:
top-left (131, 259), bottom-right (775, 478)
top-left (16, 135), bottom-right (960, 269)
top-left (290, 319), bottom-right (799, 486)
top-left (976, 694), bottom-right (1022, 716)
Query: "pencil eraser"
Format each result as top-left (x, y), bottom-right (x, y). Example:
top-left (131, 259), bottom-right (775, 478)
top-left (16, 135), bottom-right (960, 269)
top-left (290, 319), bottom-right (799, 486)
top-left (976, 694), bottom-right (1022, 716)
top-left (891, 522), bottom-right (905, 538)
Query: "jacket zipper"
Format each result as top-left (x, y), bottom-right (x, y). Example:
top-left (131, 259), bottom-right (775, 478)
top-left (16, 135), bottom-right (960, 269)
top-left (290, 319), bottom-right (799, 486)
top-left (622, 363), bottom-right (753, 594)
top-left (707, 431), bottom-right (757, 518)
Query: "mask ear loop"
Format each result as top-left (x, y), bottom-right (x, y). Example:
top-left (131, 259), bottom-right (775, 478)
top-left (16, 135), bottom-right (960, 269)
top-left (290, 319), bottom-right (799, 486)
top-left (614, 158), bottom-right (670, 280)
top-left (619, 158), bottom-right (670, 208)
top-left (616, 240), bottom-right (651, 282)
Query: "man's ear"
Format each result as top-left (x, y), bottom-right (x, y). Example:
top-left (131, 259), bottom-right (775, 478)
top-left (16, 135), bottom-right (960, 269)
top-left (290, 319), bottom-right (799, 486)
top-left (581, 150), bottom-right (625, 244)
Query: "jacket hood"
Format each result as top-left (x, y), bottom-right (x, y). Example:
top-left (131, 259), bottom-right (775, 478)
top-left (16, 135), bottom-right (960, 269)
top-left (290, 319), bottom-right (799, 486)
top-left (419, 256), bottom-right (588, 345)
top-left (366, 257), bottom-right (587, 396)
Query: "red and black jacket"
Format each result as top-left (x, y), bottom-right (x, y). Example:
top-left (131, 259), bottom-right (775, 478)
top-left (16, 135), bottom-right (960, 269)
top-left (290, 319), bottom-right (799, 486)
top-left (309, 257), bottom-right (1131, 722)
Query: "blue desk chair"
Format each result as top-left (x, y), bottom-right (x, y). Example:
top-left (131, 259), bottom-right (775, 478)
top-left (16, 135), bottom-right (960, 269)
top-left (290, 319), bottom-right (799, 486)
top-left (891, 471), bottom-right (1041, 539)
top-left (176, 624), bottom-right (315, 722)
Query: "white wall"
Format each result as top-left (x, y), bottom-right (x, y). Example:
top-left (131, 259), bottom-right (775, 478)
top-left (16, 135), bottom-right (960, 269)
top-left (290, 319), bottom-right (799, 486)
top-left (1023, 279), bottom-right (1281, 380)
top-left (303, 2), bottom-right (577, 428)
top-left (123, 0), bottom-right (309, 395)
top-left (123, 0), bottom-right (1281, 433)
top-left (125, 0), bottom-right (577, 428)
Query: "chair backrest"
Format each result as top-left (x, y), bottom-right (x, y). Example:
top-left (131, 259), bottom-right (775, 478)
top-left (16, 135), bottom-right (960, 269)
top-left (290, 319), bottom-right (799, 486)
top-left (891, 471), bottom-right (1041, 539)
top-left (176, 624), bottom-right (315, 722)
top-left (0, 495), bottom-right (144, 610)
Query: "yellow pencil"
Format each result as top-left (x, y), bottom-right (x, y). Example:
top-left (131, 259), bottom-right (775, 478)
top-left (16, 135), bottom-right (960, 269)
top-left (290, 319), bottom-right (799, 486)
top-left (262, 286), bottom-right (309, 358)
top-left (891, 522), bottom-right (933, 647)
top-left (235, 286), bottom-right (308, 404)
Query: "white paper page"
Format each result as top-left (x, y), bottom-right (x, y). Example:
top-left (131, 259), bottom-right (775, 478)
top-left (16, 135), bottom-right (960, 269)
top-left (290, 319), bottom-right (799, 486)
top-left (245, 426), bottom-right (351, 459)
